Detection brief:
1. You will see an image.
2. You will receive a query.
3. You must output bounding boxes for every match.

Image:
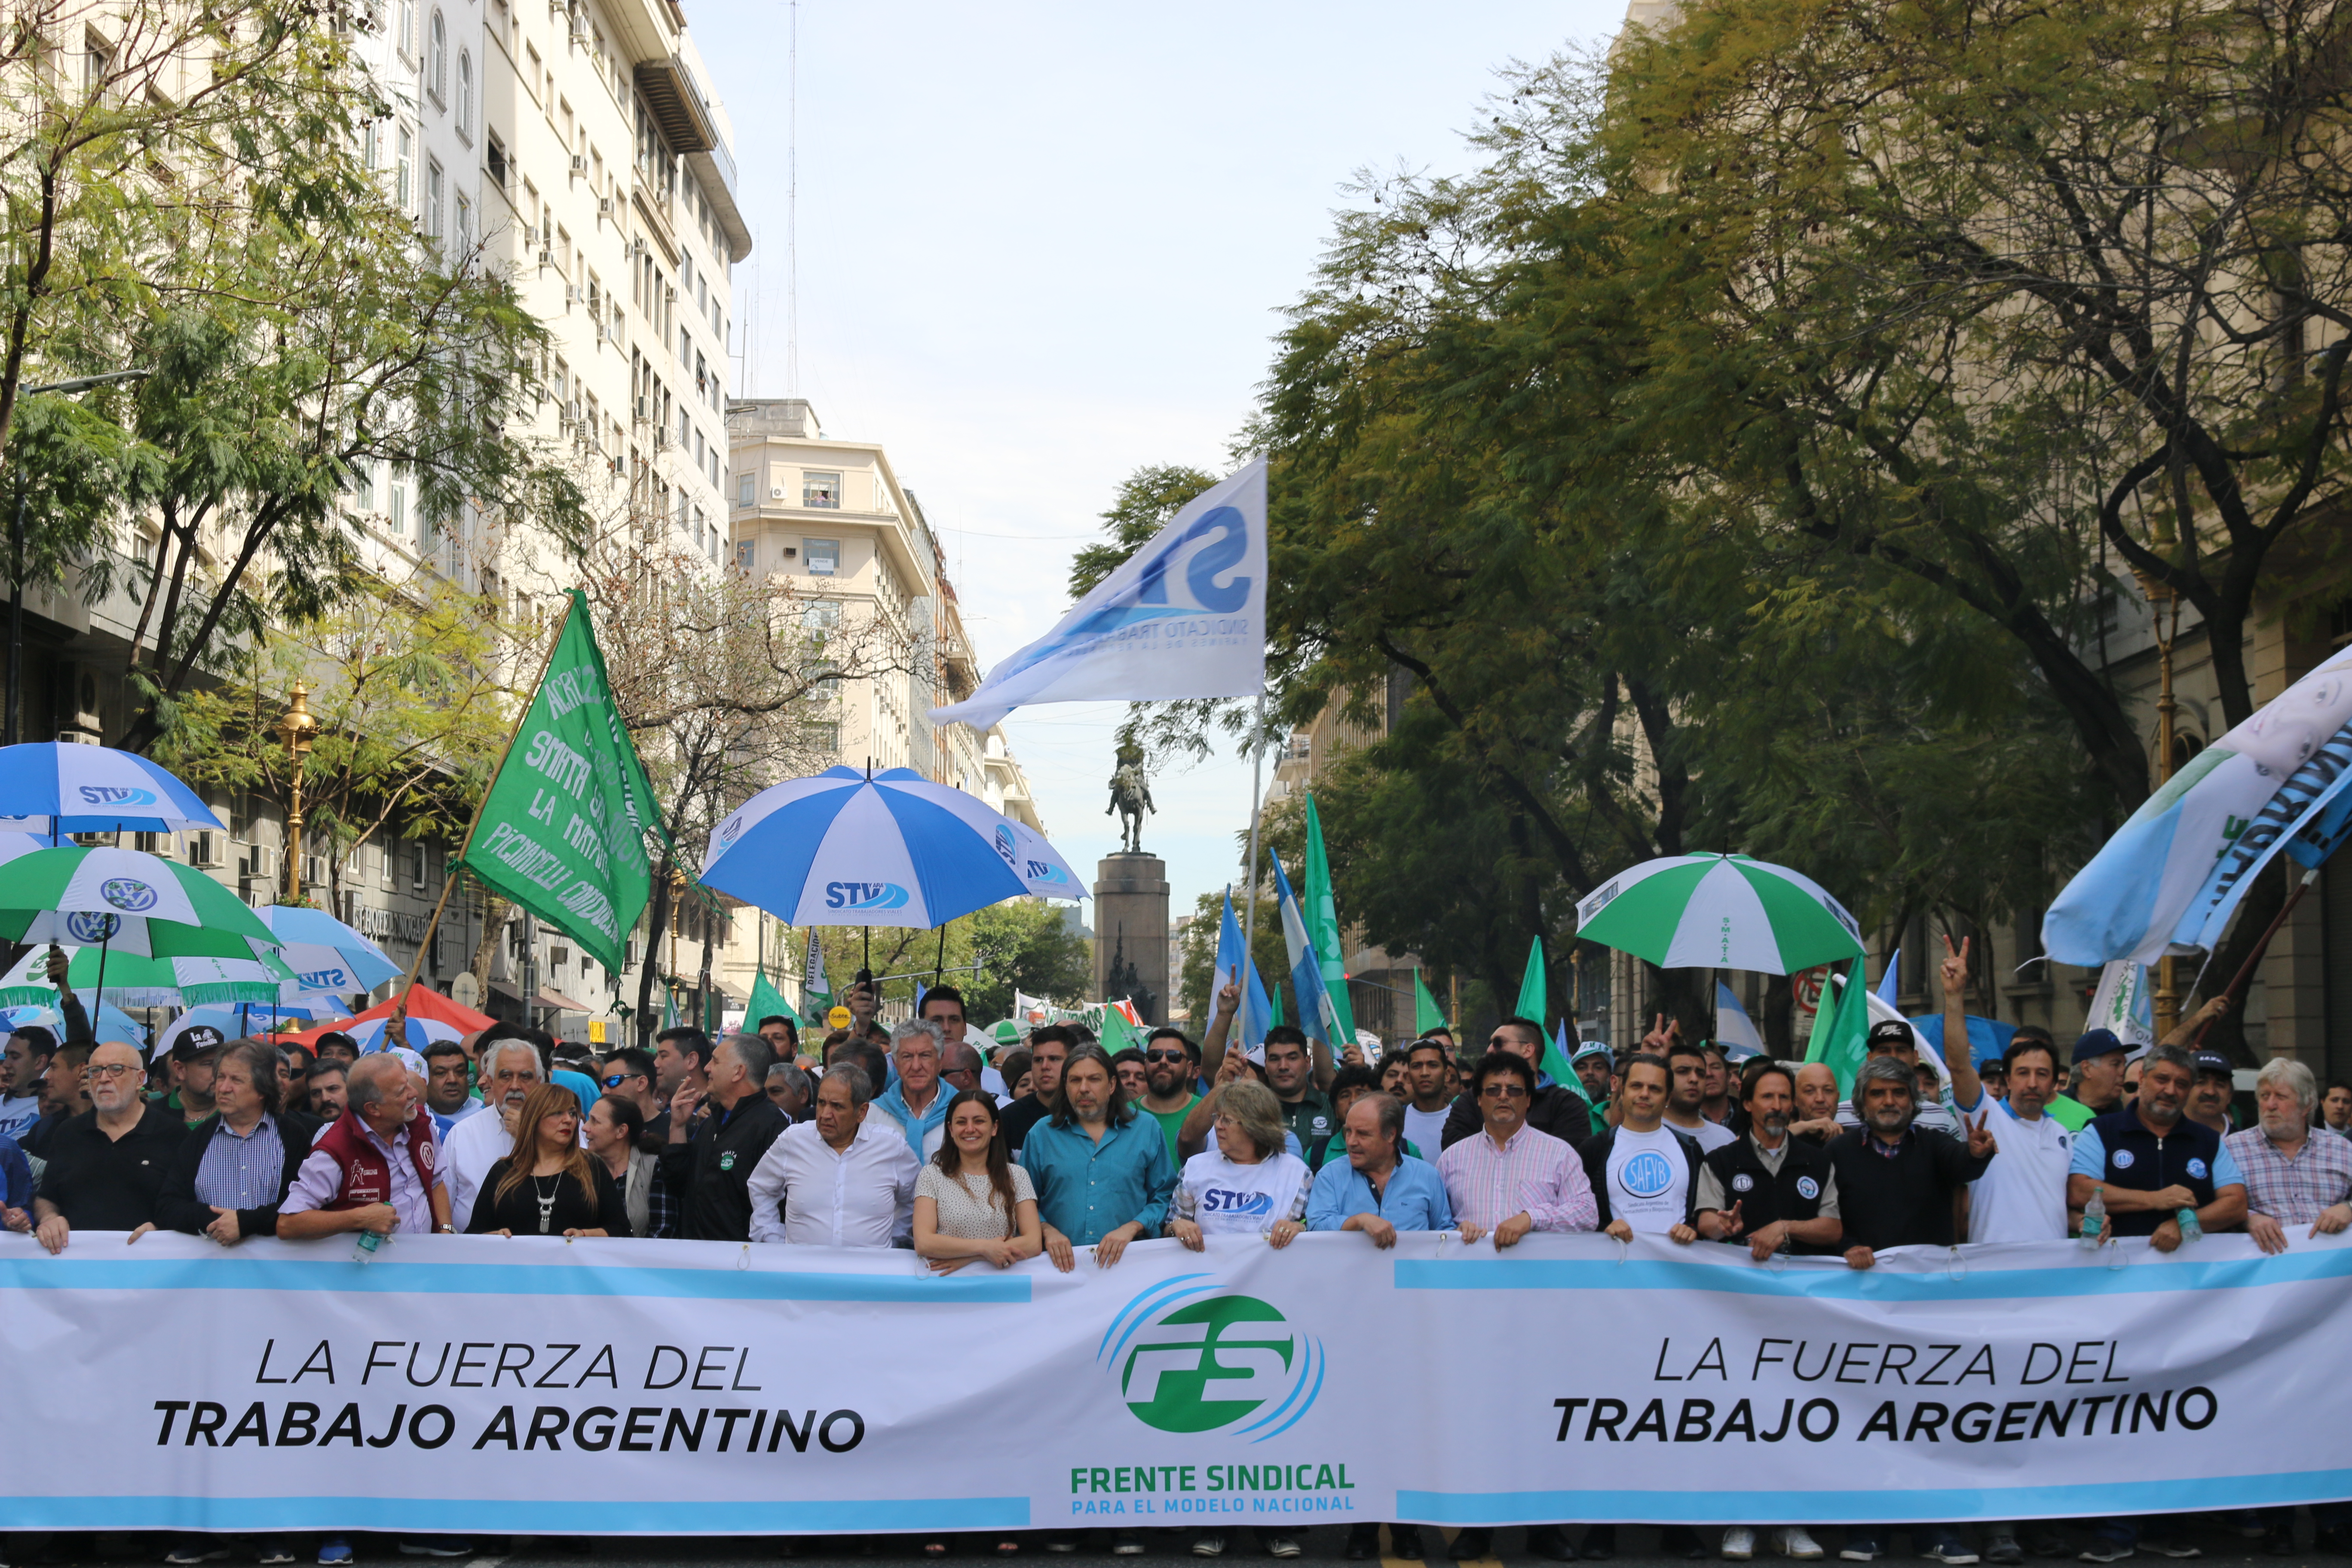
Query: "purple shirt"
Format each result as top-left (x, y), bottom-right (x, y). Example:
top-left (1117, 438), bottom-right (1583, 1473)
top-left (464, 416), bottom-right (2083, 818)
top-left (279, 1117), bottom-right (445, 1234)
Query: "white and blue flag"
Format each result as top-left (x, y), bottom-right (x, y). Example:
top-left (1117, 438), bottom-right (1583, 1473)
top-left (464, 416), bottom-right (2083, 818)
top-left (930, 459), bottom-right (1267, 729)
top-left (1216, 887), bottom-right (1273, 1052)
top-left (2045, 643), bottom-right (2352, 965)
top-left (1715, 981), bottom-right (1767, 1059)
top-left (1271, 856), bottom-right (1343, 1047)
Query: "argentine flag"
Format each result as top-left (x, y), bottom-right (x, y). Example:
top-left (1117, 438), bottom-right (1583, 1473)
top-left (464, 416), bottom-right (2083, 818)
top-left (1271, 857), bottom-right (1344, 1046)
top-left (2045, 642), bottom-right (2352, 964)
top-left (930, 459), bottom-right (1267, 729)
top-left (1216, 888), bottom-right (1274, 1052)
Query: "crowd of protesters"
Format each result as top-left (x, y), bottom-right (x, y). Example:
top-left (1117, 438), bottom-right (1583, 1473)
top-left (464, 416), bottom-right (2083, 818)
top-left (1, 957), bottom-right (2349, 1568)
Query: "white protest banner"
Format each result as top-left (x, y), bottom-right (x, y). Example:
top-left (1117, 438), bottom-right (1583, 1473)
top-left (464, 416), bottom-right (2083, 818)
top-left (5, 1230), bottom-right (2349, 1534)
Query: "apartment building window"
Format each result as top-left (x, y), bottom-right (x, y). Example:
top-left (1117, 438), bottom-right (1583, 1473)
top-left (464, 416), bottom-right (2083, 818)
top-left (427, 10), bottom-right (447, 107)
top-left (362, 119), bottom-right (379, 170)
top-left (425, 158), bottom-right (444, 245)
top-left (396, 0), bottom-right (415, 57)
top-left (390, 484), bottom-right (407, 535)
top-left (803, 598), bottom-right (840, 632)
top-left (802, 471), bottom-right (840, 509)
top-left (412, 841), bottom-right (428, 890)
top-left (484, 130), bottom-right (505, 187)
top-left (736, 473), bottom-right (754, 507)
top-left (396, 126), bottom-right (413, 214)
top-left (454, 192), bottom-right (473, 257)
top-left (804, 539), bottom-right (840, 577)
top-left (455, 52), bottom-right (473, 141)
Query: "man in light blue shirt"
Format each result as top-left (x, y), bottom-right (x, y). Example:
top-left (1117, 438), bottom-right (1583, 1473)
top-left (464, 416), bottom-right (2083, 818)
top-left (1309, 1093), bottom-right (1452, 1564)
top-left (1020, 1043), bottom-right (1175, 1270)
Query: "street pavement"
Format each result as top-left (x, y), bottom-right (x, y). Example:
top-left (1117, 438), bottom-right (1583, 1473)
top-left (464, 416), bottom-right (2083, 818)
top-left (15, 1520), bottom-right (2343, 1568)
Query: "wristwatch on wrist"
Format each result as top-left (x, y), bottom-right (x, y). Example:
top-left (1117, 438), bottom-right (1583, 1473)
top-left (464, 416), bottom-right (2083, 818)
top-left (437, 1224), bottom-right (455, 1234)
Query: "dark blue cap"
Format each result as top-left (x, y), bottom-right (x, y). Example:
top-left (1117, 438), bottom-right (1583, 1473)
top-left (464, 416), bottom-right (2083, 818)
top-left (2072, 1028), bottom-right (2127, 1065)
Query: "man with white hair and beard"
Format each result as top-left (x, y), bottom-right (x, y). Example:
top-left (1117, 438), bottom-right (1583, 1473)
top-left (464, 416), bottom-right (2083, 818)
top-left (442, 1035), bottom-right (546, 1232)
top-left (2228, 1056), bottom-right (2352, 1554)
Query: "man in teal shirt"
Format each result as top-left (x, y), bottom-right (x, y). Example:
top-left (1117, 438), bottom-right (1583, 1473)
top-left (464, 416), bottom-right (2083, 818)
top-left (1020, 1042), bottom-right (1175, 1271)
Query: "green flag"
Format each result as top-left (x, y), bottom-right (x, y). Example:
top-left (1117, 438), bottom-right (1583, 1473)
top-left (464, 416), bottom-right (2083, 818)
top-left (1268, 984), bottom-right (1285, 1029)
top-left (1301, 794), bottom-right (1360, 1047)
top-left (1515, 935), bottom-right (1547, 1023)
top-left (802, 929), bottom-right (829, 1004)
top-left (1098, 1003), bottom-right (1138, 1054)
top-left (456, 591), bottom-right (658, 977)
top-left (1803, 964), bottom-right (1872, 1096)
top-left (1413, 969), bottom-right (1446, 1035)
top-left (749, 970), bottom-right (802, 1031)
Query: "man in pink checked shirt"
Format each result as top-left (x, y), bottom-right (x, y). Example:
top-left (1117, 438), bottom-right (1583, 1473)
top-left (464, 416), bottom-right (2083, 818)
top-left (1435, 1047), bottom-right (1597, 1564)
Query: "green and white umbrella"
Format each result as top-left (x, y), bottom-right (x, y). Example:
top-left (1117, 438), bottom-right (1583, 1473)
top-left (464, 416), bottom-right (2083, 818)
top-left (0, 945), bottom-right (296, 1009)
top-left (1573, 853), bottom-right (1864, 974)
top-left (0, 846), bottom-right (279, 960)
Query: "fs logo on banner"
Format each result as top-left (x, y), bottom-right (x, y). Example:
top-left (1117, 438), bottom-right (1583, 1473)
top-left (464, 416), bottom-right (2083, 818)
top-left (824, 881), bottom-right (910, 913)
top-left (1102, 1276), bottom-right (1322, 1440)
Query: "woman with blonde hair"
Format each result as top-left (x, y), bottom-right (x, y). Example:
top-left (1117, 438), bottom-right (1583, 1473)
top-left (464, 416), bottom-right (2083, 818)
top-left (465, 1082), bottom-right (630, 1237)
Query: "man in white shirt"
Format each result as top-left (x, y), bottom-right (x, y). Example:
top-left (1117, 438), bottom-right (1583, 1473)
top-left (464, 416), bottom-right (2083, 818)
top-left (442, 1038), bottom-right (545, 1232)
top-left (1663, 1040), bottom-right (1737, 1154)
top-left (747, 1062), bottom-right (919, 1248)
top-left (1400, 1038), bottom-right (1454, 1162)
top-left (1936, 937), bottom-right (2068, 1567)
top-left (1583, 1055), bottom-right (1702, 1240)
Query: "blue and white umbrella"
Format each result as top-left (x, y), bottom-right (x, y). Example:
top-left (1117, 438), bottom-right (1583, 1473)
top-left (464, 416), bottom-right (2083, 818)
top-left (0, 743), bottom-right (224, 835)
top-left (0, 1000), bottom-right (146, 1048)
top-left (701, 766), bottom-right (1085, 928)
top-left (260, 906), bottom-right (398, 996)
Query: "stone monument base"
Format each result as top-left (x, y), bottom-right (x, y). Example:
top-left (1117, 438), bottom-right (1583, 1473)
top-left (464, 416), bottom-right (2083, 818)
top-left (1093, 851), bottom-right (1170, 1026)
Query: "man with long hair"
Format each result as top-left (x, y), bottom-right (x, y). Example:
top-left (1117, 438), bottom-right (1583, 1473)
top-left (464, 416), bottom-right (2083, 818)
top-left (1020, 1043), bottom-right (1175, 1273)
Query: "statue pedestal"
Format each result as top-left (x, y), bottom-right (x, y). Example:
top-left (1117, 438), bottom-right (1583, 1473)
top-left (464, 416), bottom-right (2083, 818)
top-left (1093, 852), bottom-right (1170, 1026)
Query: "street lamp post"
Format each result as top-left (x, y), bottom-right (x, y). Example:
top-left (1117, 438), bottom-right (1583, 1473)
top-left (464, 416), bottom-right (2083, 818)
top-left (2135, 570), bottom-right (2183, 1038)
top-left (276, 682), bottom-right (319, 904)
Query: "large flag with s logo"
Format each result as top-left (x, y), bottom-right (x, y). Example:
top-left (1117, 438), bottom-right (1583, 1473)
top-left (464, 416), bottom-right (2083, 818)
top-left (455, 591), bottom-right (658, 977)
top-left (928, 459), bottom-right (1267, 729)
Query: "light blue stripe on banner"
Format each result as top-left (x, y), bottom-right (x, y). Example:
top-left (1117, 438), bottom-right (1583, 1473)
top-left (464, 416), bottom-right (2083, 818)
top-left (1393, 1246), bottom-right (2352, 1302)
top-left (1398, 1470), bottom-right (2352, 1526)
top-left (0, 1495), bottom-right (1031, 1534)
top-left (0, 1256), bottom-right (1029, 1304)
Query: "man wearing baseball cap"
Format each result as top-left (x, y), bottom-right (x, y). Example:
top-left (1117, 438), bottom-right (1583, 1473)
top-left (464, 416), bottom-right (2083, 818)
top-left (1571, 1041), bottom-right (1614, 1137)
top-left (2046, 1029), bottom-right (2129, 1133)
top-left (158, 1026), bottom-right (227, 1128)
top-left (2187, 1049), bottom-right (2237, 1136)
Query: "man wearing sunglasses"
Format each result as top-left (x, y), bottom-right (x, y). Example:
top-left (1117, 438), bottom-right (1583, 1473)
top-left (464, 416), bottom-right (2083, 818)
top-left (1436, 1016), bottom-right (1595, 1154)
top-left (1136, 1027), bottom-right (1201, 1163)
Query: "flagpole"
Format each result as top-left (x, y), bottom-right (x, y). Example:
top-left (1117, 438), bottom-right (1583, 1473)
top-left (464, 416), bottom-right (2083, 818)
top-left (1238, 692), bottom-right (1268, 1010)
top-left (389, 594), bottom-right (579, 1022)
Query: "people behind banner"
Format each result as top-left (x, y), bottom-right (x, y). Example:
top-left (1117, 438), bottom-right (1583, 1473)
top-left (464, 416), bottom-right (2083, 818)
top-left (1109, 1045), bottom-right (1149, 1105)
top-left (141, 1039), bottom-right (318, 1248)
top-left (21, 1039), bottom-right (91, 1158)
top-left (466, 1082), bottom-right (629, 1237)
top-left (748, 1060), bottom-right (918, 1247)
top-left (1021, 1042), bottom-right (1175, 1273)
top-left (277, 1053), bottom-right (451, 1243)
top-left (765, 1060), bottom-right (812, 1121)
top-left (2321, 1079), bottom-right (2352, 1139)
top-left (662, 1032), bottom-right (788, 1242)
top-left (1002, 1025), bottom-right (1075, 1158)
top-left (1136, 1027), bottom-right (1202, 1164)
top-left (421, 1039), bottom-right (483, 1139)
top-left (28, 1039), bottom-right (187, 1253)
top-left (1437, 1017), bottom-right (1592, 1154)
top-left (441, 1035), bottom-right (547, 1232)
top-left (587, 1090), bottom-right (656, 1238)
top-left (1200, 995), bottom-right (1339, 1155)
top-left (875, 1019), bottom-right (953, 1160)
top-left (1399, 1037), bottom-right (1456, 1161)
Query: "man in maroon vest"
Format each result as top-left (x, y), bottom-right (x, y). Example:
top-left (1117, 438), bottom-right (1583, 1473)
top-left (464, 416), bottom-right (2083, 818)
top-left (279, 1053), bottom-right (451, 1240)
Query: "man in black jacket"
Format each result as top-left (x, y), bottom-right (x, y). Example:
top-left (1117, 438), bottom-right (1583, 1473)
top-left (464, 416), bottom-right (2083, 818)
top-left (1439, 1017), bottom-right (1592, 1152)
top-left (1828, 1056), bottom-right (1997, 1566)
top-left (660, 1032), bottom-right (788, 1241)
top-left (141, 1039), bottom-right (319, 1245)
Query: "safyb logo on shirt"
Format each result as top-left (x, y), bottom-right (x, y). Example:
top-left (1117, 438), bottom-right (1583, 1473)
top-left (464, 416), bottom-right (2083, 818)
top-left (1618, 1150), bottom-right (1676, 1199)
top-left (1200, 1188), bottom-right (1275, 1215)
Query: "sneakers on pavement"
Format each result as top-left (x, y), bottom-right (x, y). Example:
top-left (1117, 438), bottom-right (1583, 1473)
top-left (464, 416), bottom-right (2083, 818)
top-left (1724, 1529), bottom-right (1757, 1561)
top-left (1776, 1531), bottom-right (1825, 1562)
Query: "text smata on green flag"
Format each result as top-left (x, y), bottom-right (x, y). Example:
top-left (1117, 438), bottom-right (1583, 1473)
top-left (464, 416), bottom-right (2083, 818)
top-left (457, 590), bottom-right (658, 976)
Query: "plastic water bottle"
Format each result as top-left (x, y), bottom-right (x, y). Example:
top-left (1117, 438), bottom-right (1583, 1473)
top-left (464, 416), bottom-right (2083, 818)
top-left (353, 1229), bottom-right (385, 1264)
top-left (2079, 1186), bottom-right (2106, 1250)
top-left (2175, 1207), bottom-right (2201, 1246)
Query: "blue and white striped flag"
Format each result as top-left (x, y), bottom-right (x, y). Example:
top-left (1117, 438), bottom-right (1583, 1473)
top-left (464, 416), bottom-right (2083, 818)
top-left (2045, 643), bottom-right (2352, 965)
top-left (1271, 857), bottom-right (1344, 1047)
top-left (1216, 888), bottom-right (1273, 1053)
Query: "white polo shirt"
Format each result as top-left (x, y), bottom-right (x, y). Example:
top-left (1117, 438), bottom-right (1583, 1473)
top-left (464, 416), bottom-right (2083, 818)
top-left (1956, 1088), bottom-right (2072, 1243)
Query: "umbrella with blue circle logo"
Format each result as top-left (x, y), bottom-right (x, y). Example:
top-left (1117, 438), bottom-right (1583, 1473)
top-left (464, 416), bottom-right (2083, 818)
top-left (701, 766), bottom-right (1085, 934)
top-left (0, 845), bottom-right (279, 959)
top-left (0, 743), bottom-right (224, 835)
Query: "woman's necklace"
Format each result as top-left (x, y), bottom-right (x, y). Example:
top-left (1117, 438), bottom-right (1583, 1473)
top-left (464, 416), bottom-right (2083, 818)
top-left (532, 1173), bottom-right (560, 1234)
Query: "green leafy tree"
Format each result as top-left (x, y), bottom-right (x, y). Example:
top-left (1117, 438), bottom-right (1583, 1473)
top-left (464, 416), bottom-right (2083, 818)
top-left (808, 899), bottom-right (1092, 1027)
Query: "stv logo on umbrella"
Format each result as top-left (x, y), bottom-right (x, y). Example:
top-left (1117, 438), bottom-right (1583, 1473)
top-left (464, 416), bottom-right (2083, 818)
top-left (77, 786), bottom-right (159, 807)
top-left (824, 881), bottom-right (910, 912)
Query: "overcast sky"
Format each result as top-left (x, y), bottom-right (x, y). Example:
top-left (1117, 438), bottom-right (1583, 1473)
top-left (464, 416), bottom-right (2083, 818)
top-left (690, 0), bottom-right (1625, 944)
